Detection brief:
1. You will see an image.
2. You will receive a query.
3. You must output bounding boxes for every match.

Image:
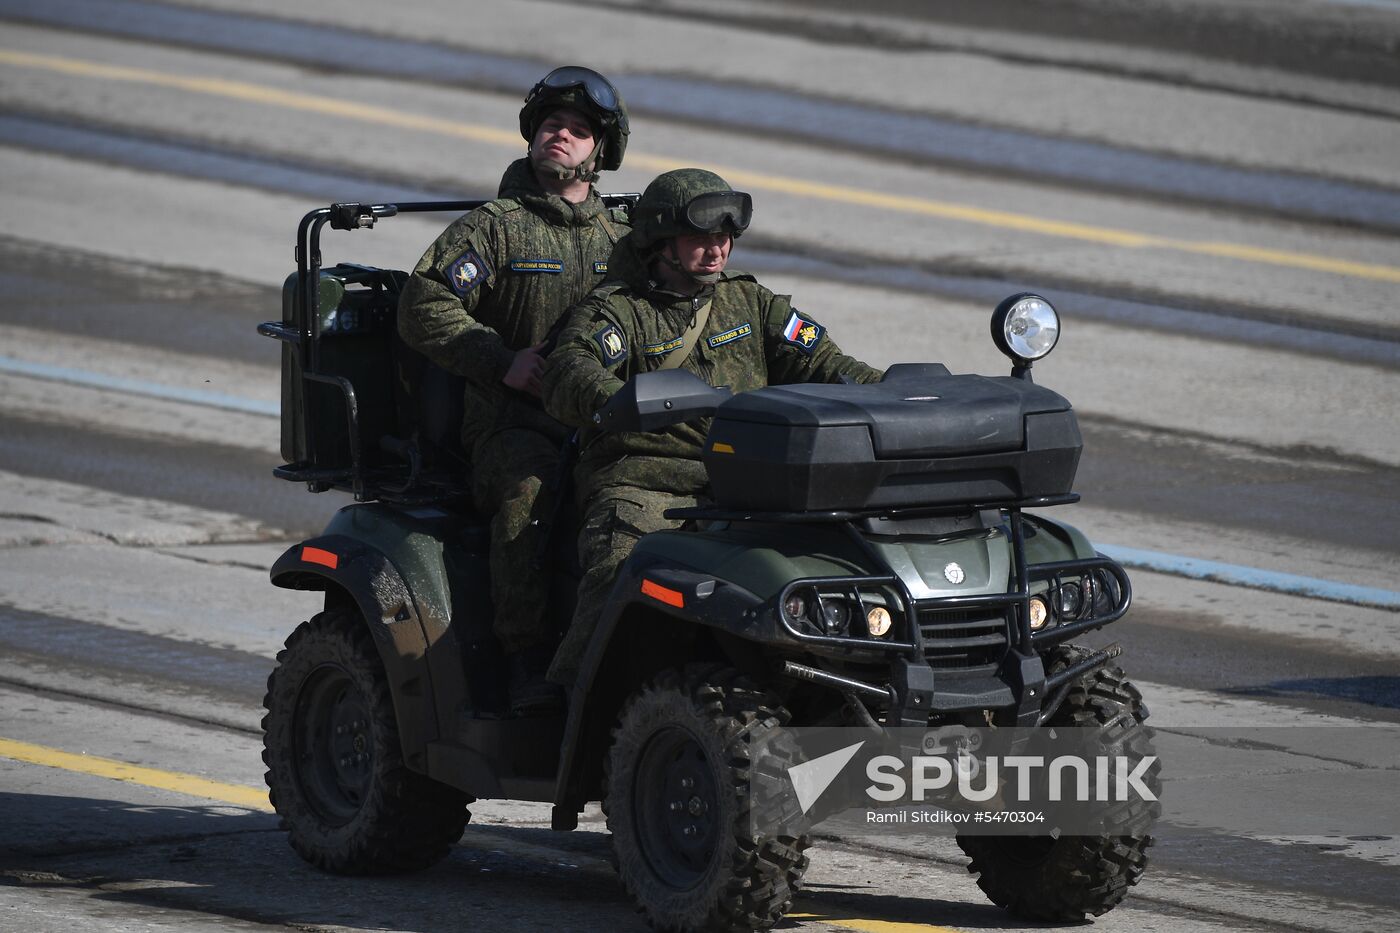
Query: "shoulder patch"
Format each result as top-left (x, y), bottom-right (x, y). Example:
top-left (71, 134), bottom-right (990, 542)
top-left (447, 249), bottom-right (489, 297)
top-left (509, 258), bottom-right (564, 274)
top-left (707, 322), bottom-right (753, 349)
top-left (593, 323), bottom-right (628, 366)
top-left (593, 261), bottom-right (608, 275)
top-left (781, 312), bottom-right (824, 354)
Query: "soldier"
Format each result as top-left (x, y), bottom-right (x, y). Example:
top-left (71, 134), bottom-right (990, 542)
top-left (542, 168), bottom-right (883, 689)
top-left (398, 66), bottom-right (631, 715)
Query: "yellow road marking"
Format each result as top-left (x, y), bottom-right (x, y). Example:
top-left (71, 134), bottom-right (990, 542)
top-left (1, 735), bottom-right (965, 929)
top-left (0, 736), bottom-right (272, 811)
top-left (687, 169), bottom-right (1164, 249)
top-left (707, 169), bottom-right (1400, 283)
top-left (3, 47), bottom-right (1399, 285)
top-left (0, 48), bottom-right (520, 147)
top-left (789, 910), bottom-right (965, 932)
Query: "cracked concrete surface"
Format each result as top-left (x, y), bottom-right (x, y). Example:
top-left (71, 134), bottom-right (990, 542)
top-left (0, 471), bottom-right (279, 547)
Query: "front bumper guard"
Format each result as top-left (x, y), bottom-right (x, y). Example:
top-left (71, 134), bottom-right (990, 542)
top-left (774, 555), bottom-right (1133, 722)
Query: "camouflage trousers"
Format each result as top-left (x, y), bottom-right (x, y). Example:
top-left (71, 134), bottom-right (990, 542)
top-left (546, 485), bottom-right (699, 687)
top-left (471, 426), bottom-right (566, 655)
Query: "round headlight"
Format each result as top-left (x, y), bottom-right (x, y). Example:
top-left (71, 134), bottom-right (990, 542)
top-left (991, 293), bottom-right (1060, 364)
top-left (1028, 595), bottom-right (1050, 631)
top-left (1057, 581), bottom-right (1083, 619)
top-left (821, 599), bottom-right (851, 633)
top-left (866, 606), bottom-right (892, 637)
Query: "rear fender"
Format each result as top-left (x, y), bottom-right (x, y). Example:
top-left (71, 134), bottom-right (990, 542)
top-left (271, 534), bottom-right (439, 770)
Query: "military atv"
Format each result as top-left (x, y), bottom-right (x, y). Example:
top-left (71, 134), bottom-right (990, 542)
top-left (259, 200), bottom-right (1154, 931)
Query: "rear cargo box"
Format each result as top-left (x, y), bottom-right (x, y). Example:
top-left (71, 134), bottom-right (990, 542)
top-left (701, 371), bottom-right (1080, 511)
top-left (279, 264), bottom-right (403, 469)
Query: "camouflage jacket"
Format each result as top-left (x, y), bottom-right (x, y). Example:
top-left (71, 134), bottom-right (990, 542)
top-left (543, 233), bottom-right (882, 495)
top-left (397, 158), bottom-right (629, 441)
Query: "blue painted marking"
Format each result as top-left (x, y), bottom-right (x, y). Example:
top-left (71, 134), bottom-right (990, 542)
top-left (1099, 544), bottom-right (1400, 611)
top-left (0, 356), bottom-right (278, 417)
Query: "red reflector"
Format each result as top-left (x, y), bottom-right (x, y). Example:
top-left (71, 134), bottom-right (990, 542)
top-left (641, 579), bottom-right (684, 608)
top-left (301, 546), bottom-right (339, 569)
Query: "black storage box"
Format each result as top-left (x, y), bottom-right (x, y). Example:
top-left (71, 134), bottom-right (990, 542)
top-left (701, 369), bottom-right (1081, 511)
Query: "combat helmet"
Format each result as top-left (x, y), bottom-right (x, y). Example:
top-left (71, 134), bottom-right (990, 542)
top-left (520, 65), bottom-right (629, 181)
top-left (631, 168), bottom-right (753, 253)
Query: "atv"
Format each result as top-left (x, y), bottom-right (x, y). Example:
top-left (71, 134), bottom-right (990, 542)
top-left (258, 199), bottom-right (1155, 931)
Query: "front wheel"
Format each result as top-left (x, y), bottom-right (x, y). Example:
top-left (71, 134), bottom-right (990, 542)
top-left (956, 645), bottom-right (1158, 920)
top-left (605, 664), bottom-right (810, 933)
top-left (262, 608), bottom-right (470, 873)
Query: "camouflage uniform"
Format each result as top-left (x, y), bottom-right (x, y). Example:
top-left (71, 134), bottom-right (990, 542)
top-left (398, 157), bottom-right (629, 654)
top-left (542, 225), bottom-right (881, 686)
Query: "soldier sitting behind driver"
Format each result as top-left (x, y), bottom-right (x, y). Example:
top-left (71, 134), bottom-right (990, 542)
top-left (542, 168), bottom-right (883, 692)
top-left (397, 66), bottom-right (631, 716)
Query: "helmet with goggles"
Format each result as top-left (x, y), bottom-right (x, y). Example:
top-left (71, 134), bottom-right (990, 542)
top-left (519, 65), bottom-right (629, 175)
top-left (631, 168), bottom-right (753, 252)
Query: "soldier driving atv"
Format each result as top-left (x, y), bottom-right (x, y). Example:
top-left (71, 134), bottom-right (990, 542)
top-left (264, 171), bottom-right (1155, 924)
top-left (396, 66), bottom-right (631, 715)
top-left (541, 168), bottom-right (884, 692)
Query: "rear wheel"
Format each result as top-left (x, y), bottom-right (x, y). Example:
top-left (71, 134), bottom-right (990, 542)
top-left (956, 645), bottom-right (1157, 920)
top-left (262, 608), bottom-right (470, 873)
top-left (605, 664), bottom-right (810, 932)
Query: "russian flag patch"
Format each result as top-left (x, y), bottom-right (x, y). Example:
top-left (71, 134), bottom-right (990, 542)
top-left (781, 312), bottom-right (823, 353)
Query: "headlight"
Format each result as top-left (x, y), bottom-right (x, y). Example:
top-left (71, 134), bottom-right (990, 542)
top-left (781, 586), bottom-right (899, 639)
top-left (783, 593), bottom-right (808, 623)
top-left (991, 293), bottom-right (1060, 365)
top-left (821, 599), bottom-right (851, 634)
top-left (1087, 569), bottom-right (1120, 616)
top-left (1028, 595), bottom-right (1050, 631)
top-left (1056, 581), bottom-right (1083, 619)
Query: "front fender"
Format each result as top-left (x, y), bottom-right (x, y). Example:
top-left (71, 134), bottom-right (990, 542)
top-left (554, 550), bottom-right (769, 812)
top-left (577, 522), bottom-right (871, 679)
top-left (1024, 513), bottom-right (1098, 564)
top-left (555, 522), bottom-right (872, 808)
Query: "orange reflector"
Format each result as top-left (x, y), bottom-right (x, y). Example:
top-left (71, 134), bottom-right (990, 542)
top-left (301, 546), bottom-right (339, 569)
top-left (641, 579), bottom-right (685, 608)
top-left (711, 442), bottom-right (735, 454)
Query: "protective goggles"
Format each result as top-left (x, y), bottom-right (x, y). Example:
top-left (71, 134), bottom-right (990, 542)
top-left (530, 66), bottom-right (627, 127)
top-left (683, 191), bottom-right (753, 234)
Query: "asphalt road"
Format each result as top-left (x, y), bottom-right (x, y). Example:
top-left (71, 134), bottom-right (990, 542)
top-left (2, 1), bottom-right (1399, 931)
